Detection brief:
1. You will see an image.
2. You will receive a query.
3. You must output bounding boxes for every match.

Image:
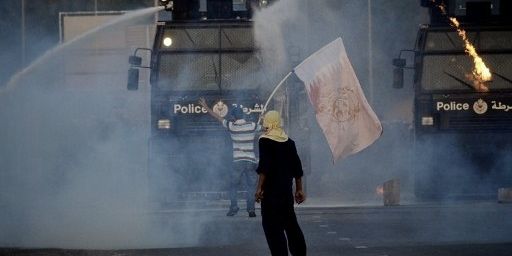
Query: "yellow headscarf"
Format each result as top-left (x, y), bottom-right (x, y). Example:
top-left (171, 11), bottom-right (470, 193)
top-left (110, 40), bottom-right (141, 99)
top-left (260, 110), bottom-right (288, 142)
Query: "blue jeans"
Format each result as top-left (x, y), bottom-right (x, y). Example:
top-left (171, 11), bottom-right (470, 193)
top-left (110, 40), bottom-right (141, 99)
top-left (229, 161), bottom-right (257, 212)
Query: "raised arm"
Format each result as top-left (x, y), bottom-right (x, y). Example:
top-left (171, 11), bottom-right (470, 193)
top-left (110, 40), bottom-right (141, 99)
top-left (198, 97), bottom-right (224, 123)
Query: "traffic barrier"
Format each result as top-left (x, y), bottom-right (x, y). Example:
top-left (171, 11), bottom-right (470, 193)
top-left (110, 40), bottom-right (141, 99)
top-left (383, 179), bottom-right (400, 206)
top-left (498, 188), bottom-right (512, 203)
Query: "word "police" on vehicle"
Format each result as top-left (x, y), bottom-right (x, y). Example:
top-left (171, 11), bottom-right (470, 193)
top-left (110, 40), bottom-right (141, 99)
top-left (436, 101), bottom-right (469, 111)
top-left (174, 104), bottom-right (207, 114)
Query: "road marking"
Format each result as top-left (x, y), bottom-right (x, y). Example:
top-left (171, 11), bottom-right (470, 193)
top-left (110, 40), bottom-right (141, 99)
top-left (327, 231), bottom-right (337, 234)
top-left (355, 245), bottom-right (368, 249)
top-left (339, 237), bottom-right (351, 241)
top-left (319, 224), bottom-right (328, 228)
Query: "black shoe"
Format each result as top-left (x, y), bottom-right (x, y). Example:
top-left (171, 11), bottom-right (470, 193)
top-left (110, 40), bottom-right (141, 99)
top-left (248, 211), bottom-right (256, 217)
top-left (226, 207), bottom-right (239, 216)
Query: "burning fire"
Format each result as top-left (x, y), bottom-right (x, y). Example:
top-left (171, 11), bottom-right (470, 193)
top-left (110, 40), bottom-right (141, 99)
top-left (448, 18), bottom-right (492, 92)
top-left (434, 1), bottom-right (492, 92)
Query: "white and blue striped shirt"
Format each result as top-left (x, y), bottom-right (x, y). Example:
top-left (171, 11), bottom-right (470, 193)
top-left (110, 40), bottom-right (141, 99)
top-left (223, 119), bottom-right (261, 163)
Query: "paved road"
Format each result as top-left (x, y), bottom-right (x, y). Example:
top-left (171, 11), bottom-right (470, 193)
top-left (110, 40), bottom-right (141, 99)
top-left (2, 201), bottom-right (512, 255)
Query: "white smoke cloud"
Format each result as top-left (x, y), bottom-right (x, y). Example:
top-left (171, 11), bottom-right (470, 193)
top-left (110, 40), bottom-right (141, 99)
top-left (252, 0), bottom-right (429, 205)
top-left (2, 0), bottom-right (509, 250)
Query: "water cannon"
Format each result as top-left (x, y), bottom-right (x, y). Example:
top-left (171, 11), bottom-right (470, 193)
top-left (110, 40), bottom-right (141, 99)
top-left (158, 0), bottom-right (174, 11)
top-left (157, 0), bottom-right (274, 21)
top-left (421, 0), bottom-right (511, 25)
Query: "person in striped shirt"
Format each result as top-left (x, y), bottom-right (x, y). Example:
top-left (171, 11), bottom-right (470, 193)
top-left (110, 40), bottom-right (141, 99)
top-left (199, 98), bottom-right (261, 217)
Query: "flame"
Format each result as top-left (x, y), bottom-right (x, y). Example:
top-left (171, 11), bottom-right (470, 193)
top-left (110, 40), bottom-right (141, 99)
top-left (448, 17), bottom-right (492, 92)
top-left (438, 3), bottom-right (447, 14)
top-left (433, 1), bottom-right (492, 92)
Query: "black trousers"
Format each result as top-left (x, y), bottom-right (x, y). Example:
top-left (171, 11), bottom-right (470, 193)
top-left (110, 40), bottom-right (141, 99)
top-left (261, 199), bottom-right (306, 256)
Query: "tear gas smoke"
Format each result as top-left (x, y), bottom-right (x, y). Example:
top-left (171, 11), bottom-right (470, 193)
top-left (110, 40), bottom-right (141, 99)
top-left (1, 0), bottom-right (510, 250)
top-left (0, 7), bottom-right (220, 249)
top-left (254, 0), bottom-right (426, 205)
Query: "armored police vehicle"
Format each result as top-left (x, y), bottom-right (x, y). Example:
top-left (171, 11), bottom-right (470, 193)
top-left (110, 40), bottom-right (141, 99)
top-left (127, 0), bottom-right (309, 204)
top-left (394, 0), bottom-right (512, 199)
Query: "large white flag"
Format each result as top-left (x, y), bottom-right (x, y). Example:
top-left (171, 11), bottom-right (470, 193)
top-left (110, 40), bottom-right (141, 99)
top-left (294, 38), bottom-right (382, 161)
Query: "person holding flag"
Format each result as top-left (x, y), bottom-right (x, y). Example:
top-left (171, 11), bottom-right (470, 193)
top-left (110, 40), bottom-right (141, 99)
top-left (251, 36), bottom-right (382, 255)
top-left (255, 110), bottom-right (307, 256)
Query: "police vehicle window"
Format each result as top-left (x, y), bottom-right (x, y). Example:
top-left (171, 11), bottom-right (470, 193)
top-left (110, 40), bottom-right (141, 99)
top-left (158, 53), bottom-right (219, 91)
top-left (161, 28), bottom-right (219, 50)
top-left (425, 31), bottom-right (469, 52)
top-left (421, 54), bottom-right (512, 91)
top-left (425, 30), bottom-right (512, 52)
top-left (479, 31), bottom-right (512, 50)
top-left (157, 26), bottom-right (260, 91)
top-left (158, 53), bottom-right (264, 91)
top-left (220, 53), bottom-right (262, 90)
top-left (220, 27), bottom-right (255, 49)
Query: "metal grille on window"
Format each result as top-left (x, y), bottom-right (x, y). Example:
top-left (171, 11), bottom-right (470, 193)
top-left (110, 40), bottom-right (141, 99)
top-left (159, 53), bottom-right (220, 90)
top-left (221, 27), bottom-right (254, 49)
top-left (221, 53), bottom-right (261, 90)
top-left (422, 54), bottom-right (512, 90)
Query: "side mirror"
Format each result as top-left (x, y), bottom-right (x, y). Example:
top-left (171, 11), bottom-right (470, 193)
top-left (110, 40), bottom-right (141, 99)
top-left (129, 55), bottom-right (142, 66)
top-left (393, 67), bottom-right (404, 89)
top-left (127, 48), bottom-right (152, 91)
top-left (392, 58), bottom-right (406, 68)
top-left (392, 58), bottom-right (407, 89)
top-left (127, 68), bottom-right (140, 90)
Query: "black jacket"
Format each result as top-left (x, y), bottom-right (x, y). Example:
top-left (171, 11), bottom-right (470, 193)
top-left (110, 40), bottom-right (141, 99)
top-left (256, 137), bottom-right (304, 203)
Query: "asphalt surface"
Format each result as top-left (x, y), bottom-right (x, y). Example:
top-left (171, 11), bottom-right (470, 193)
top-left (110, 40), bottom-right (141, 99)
top-left (1, 201), bottom-right (512, 256)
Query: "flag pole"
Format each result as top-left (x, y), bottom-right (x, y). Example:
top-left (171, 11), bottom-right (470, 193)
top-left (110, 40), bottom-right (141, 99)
top-left (257, 71), bottom-right (293, 124)
top-left (262, 71), bottom-right (294, 113)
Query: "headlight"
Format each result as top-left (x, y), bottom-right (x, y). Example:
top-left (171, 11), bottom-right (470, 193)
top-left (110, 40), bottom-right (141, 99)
top-left (163, 37), bottom-right (173, 47)
top-left (421, 116), bottom-right (434, 126)
top-left (158, 119), bottom-right (171, 129)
